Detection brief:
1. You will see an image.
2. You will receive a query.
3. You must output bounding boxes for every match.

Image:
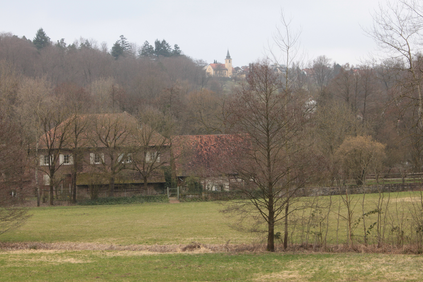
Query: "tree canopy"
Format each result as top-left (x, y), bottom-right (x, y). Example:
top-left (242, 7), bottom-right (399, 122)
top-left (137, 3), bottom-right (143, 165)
top-left (33, 28), bottom-right (51, 50)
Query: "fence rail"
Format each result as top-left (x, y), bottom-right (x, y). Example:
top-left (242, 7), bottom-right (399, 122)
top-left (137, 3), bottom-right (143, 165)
top-left (167, 187), bottom-right (179, 200)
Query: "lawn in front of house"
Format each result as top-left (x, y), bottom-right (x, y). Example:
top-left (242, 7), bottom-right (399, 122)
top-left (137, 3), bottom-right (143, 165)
top-left (1, 201), bottom-right (255, 245)
top-left (3, 191), bottom-right (423, 247)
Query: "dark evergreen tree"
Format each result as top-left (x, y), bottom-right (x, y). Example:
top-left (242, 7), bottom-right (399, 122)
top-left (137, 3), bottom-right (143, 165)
top-left (140, 41), bottom-right (154, 57)
top-left (111, 42), bottom-right (124, 59)
top-left (154, 39), bottom-right (171, 57)
top-left (55, 38), bottom-right (66, 49)
top-left (79, 39), bottom-right (92, 49)
top-left (111, 35), bottom-right (130, 59)
top-left (33, 28), bottom-right (51, 50)
top-left (172, 44), bottom-right (181, 56)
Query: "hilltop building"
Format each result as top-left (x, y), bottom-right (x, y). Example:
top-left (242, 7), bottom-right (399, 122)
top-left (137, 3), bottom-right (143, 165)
top-left (205, 50), bottom-right (233, 77)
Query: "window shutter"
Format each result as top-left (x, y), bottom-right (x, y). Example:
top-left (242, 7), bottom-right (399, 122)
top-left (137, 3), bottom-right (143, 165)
top-left (156, 153), bottom-right (160, 163)
top-left (59, 154), bottom-right (64, 165)
top-left (118, 153), bottom-right (123, 163)
top-left (90, 153), bottom-right (95, 164)
top-left (69, 155), bottom-right (74, 164)
top-left (100, 153), bottom-right (105, 162)
top-left (40, 155), bottom-right (44, 166)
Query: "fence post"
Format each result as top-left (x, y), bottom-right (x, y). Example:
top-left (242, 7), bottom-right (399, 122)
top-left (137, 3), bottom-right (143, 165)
top-left (167, 187), bottom-right (169, 198)
top-left (177, 186), bottom-right (179, 200)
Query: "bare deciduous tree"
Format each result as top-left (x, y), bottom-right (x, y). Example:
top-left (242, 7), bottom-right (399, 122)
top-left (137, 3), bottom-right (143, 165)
top-left (225, 61), bottom-right (313, 252)
top-left (130, 107), bottom-right (172, 194)
top-left (89, 113), bottom-right (135, 197)
top-left (38, 96), bottom-right (72, 205)
top-left (0, 114), bottom-right (31, 234)
top-left (369, 0), bottom-right (423, 170)
top-left (55, 83), bottom-right (92, 203)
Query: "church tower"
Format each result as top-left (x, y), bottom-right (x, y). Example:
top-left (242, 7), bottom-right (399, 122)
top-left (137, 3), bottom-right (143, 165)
top-left (225, 50), bottom-right (233, 77)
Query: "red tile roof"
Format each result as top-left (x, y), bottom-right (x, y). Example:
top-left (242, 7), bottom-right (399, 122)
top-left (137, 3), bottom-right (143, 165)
top-left (210, 63), bottom-right (227, 71)
top-left (38, 112), bottom-right (168, 150)
top-left (172, 134), bottom-right (247, 177)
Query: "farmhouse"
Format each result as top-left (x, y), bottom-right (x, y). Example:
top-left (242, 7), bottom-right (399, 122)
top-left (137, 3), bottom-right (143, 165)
top-left (36, 110), bottom-right (251, 200)
top-left (37, 112), bottom-right (170, 199)
top-left (172, 134), bottom-right (246, 191)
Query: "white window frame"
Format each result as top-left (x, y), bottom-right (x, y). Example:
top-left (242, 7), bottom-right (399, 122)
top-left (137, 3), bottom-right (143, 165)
top-left (119, 153), bottom-right (132, 164)
top-left (40, 155), bottom-right (52, 166)
top-left (126, 153), bottom-right (132, 163)
top-left (90, 153), bottom-right (104, 164)
top-left (146, 151), bottom-right (160, 163)
top-left (59, 154), bottom-right (73, 165)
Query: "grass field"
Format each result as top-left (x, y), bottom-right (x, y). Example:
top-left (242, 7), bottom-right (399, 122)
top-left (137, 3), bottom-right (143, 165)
top-left (2, 251), bottom-right (423, 281)
top-left (2, 192), bottom-right (423, 281)
top-left (0, 202), bottom-right (255, 245)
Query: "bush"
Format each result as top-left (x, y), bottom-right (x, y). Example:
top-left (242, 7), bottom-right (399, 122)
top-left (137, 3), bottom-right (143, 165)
top-left (77, 195), bottom-right (169, 205)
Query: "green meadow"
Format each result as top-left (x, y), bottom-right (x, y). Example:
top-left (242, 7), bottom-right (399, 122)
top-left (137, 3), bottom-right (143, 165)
top-left (2, 251), bottom-right (423, 281)
top-left (2, 192), bottom-right (423, 281)
top-left (0, 202), bottom-right (254, 245)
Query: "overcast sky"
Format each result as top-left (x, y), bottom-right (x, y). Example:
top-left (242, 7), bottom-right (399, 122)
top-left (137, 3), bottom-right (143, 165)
top-left (1, 0), bottom-right (387, 67)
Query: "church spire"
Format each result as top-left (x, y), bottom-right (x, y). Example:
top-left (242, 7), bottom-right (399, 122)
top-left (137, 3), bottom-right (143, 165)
top-left (226, 50), bottom-right (231, 59)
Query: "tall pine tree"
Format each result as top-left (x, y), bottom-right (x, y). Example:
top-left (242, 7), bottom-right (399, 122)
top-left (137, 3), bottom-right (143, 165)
top-left (33, 28), bottom-right (51, 50)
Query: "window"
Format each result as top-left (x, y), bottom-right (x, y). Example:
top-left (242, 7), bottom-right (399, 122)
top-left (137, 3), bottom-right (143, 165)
top-left (126, 153), bottom-right (132, 163)
top-left (64, 154), bottom-right (70, 164)
top-left (59, 154), bottom-right (73, 165)
top-left (118, 153), bottom-right (132, 164)
top-left (146, 151), bottom-right (159, 163)
top-left (90, 153), bottom-right (104, 164)
top-left (40, 155), bottom-right (51, 166)
top-left (43, 174), bottom-right (50, 185)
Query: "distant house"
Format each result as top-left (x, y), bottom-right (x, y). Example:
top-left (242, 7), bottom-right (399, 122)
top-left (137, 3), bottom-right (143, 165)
top-left (204, 51), bottom-right (233, 78)
top-left (37, 112), bottom-right (170, 200)
top-left (172, 134), bottom-right (246, 191)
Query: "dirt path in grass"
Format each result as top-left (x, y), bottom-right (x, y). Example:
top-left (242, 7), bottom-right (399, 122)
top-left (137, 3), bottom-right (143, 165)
top-left (1, 241), bottom-right (420, 254)
top-left (0, 242), bottom-right (255, 254)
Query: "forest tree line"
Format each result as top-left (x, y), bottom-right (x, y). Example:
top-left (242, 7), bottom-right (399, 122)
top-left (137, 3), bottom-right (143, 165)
top-left (0, 24), bottom-right (421, 187)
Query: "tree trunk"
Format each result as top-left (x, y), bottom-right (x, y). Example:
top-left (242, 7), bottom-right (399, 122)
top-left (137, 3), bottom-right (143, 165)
top-left (283, 200), bottom-right (289, 250)
top-left (143, 176), bottom-right (148, 194)
top-left (109, 176), bottom-right (115, 197)
top-left (35, 140), bottom-right (40, 207)
top-left (72, 153), bottom-right (78, 203)
top-left (49, 183), bottom-right (54, 205)
top-left (72, 170), bottom-right (77, 203)
top-left (35, 166), bottom-right (40, 207)
top-left (267, 220), bottom-right (275, 251)
top-left (267, 197), bottom-right (275, 252)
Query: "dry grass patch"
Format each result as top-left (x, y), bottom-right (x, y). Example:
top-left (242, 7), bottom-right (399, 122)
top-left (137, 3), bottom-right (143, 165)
top-left (390, 196), bottom-right (421, 203)
top-left (0, 241), bottom-right (266, 254)
top-left (254, 271), bottom-right (312, 282)
top-left (252, 254), bottom-right (423, 282)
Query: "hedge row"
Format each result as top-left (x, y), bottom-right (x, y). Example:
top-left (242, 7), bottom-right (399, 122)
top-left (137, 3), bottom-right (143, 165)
top-left (77, 195), bottom-right (169, 205)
